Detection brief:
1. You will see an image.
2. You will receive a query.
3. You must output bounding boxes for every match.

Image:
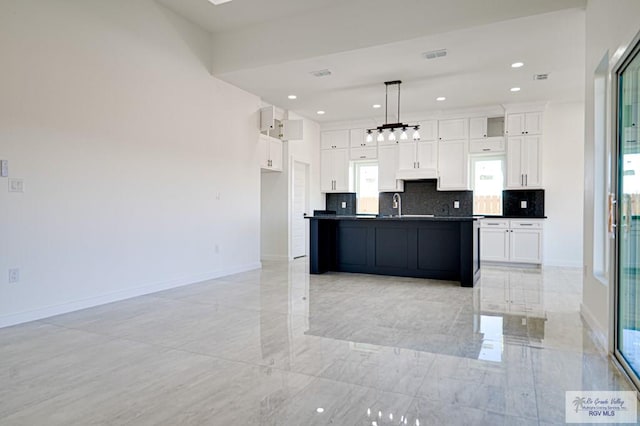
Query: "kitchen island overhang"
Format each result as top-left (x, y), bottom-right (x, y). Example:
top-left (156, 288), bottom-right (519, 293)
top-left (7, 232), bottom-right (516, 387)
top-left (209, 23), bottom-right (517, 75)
top-left (308, 216), bottom-right (481, 287)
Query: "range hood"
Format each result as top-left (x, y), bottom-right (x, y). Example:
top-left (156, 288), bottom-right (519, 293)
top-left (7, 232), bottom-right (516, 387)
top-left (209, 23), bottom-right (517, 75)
top-left (395, 168), bottom-right (438, 180)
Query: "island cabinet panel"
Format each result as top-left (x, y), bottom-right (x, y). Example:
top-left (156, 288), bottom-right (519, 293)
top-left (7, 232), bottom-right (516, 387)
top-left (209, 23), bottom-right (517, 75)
top-left (417, 225), bottom-right (460, 272)
top-left (337, 226), bottom-right (368, 267)
top-left (374, 227), bottom-right (411, 269)
top-left (309, 217), bottom-right (480, 287)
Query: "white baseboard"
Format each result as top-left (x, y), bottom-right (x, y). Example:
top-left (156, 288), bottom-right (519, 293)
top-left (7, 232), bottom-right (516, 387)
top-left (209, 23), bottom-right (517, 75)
top-left (543, 259), bottom-right (584, 268)
top-left (261, 255), bottom-right (289, 262)
top-left (580, 302), bottom-right (608, 353)
top-left (0, 261), bottom-right (262, 329)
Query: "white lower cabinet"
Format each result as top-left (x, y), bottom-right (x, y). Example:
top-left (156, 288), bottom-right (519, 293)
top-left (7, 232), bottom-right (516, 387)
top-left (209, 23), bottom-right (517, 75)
top-left (480, 219), bottom-right (543, 264)
top-left (321, 148), bottom-right (349, 192)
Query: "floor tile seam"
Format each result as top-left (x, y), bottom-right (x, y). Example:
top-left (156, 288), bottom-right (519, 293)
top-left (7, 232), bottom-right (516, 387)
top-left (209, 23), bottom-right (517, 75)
top-left (25, 320), bottom-right (124, 347)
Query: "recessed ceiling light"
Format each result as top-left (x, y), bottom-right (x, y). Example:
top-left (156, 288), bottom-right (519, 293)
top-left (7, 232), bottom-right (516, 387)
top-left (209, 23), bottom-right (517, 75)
top-left (372, 104), bottom-right (382, 109)
top-left (436, 96), bottom-right (446, 101)
top-left (316, 408), bottom-right (325, 414)
top-left (288, 95), bottom-right (297, 100)
top-left (208, 0), bottom-right (232, 5)
top-left (510, 87), bottom-right (521, 92)
top-left (511, 62), bottom-right (524, 68)
top-left (317, 110), bottom-right (325, 115)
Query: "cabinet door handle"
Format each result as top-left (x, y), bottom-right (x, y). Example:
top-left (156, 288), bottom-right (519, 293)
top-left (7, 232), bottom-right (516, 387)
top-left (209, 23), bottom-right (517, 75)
top-left (482, 148), bottom-right (490, 151)
top-left (417, 162), bottom-right (420, 168)
top-left (525, 174), bottom-right (528, 186)
top-left (360, 155), bottom-right (366, 159)
top-left (520, 224), bottom-right (533, 226)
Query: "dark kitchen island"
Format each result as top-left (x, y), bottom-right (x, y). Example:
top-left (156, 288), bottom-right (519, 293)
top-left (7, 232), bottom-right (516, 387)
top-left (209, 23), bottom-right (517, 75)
top-left (308, 216), bottom-right (480, 287)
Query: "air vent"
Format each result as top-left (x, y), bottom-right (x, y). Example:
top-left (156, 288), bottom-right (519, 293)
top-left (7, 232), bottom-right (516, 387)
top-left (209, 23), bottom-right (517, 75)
top-left (534, 73), bottom-right (549, 80)
top-left (310, 69), bottom-right (332, 78)
top-left (422, 49), bottom-right (447, 60)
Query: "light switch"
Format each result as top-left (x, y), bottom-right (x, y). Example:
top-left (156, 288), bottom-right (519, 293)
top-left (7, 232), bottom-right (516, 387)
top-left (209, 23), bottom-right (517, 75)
top-left (454, 201), bottom-right (460, 209)
top-left (520, 200), bottom-right (527, 208)
top-left (341, 202), bottom-right (347, 208)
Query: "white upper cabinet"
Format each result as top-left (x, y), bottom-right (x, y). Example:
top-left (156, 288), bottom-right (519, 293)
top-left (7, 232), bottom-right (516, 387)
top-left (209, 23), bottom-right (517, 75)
top-left (259, 134), bottom-right (283, 172)
top-left (506, 135), bottom-right (542, 188)
top-left (378, 144), bottom-right (404, 192)
top-left (469, 116), bottom-right (505, 153)
top-left (260, 106), bottom-right (304, 140)
top-left (418, 120), bottom-right (437, 141)
top-left (506, 112), bottom-right (543, 136)
top-left (438, 118), bottom-right (468, 141)
top-left (320, 148), bottom-right (349, 192)
top-left (349, 129), bottom-right (376, 148)
top-left (396, 140), bottom-right (438, 179)
top-left (321, 129), bottom-right (350, 150)
top-left (438, 139), bottom-right (469, 190)
top-left (469, 117), bottom-right (488, 139)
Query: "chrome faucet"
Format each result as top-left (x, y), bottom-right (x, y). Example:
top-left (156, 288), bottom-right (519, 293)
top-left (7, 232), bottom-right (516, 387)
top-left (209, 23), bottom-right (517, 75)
top-left (392, 193), bottom-right (402, 217)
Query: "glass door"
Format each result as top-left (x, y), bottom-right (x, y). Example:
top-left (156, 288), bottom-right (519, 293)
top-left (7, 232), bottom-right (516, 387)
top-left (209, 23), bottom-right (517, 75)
top-left (616, 37), bottom-right (640, 385)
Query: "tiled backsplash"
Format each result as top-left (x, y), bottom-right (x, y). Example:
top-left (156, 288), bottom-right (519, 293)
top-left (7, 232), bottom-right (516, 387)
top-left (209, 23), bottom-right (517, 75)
top-left (503, 189), bottom-right (545, 217)
top-left (326, 193), bottom-right (357, 215)
top-left (378, 180), bottom-right (473, 216)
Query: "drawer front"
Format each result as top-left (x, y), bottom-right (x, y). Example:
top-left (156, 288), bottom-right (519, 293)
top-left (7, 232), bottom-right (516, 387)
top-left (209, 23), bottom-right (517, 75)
top-left (469, 137), bottom-right (505, 153)
top-left (350, 147), bottom-right (378, 160)
top-left (510, 219), bottom-right (544, 229)
top-left (480, 219), bottom-right (510, 228)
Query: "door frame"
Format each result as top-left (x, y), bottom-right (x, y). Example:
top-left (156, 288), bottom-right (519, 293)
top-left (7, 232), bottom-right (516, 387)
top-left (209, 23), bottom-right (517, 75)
top-left (611, 28), bottom-right (640, 392)
top-left (289, 159), bottom-right (310, 260)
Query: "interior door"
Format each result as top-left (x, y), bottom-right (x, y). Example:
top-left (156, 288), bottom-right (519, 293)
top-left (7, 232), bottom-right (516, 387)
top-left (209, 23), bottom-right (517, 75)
top-left (615, 37), bottom-right (640, 387)
top-left (292, 161), bottom-right (308, 258)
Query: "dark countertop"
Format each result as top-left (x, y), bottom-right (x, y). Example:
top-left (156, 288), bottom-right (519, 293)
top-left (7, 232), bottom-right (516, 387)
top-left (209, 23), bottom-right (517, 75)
top-left (306, 215), bottom-right (479, 221)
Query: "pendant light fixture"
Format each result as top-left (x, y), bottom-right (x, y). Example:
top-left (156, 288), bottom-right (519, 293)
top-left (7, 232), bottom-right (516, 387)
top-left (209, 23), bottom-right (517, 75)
top-left (367, 80), bottom-right (420, 142)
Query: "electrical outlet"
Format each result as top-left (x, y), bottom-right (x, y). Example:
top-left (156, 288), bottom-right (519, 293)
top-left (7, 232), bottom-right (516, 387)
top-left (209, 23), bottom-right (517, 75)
top-left (215, 192), bottom-right (221, 200)
top-left (9, 178), bottom-right (24, 193)
top-left (0, 160), bottom-right (8, 177)
top-left (520, 200), bottom-right (527, 208)
top-left (341, 202), bottom-right (347, 208)
top-left (8, 268), bottom-right (19, 283)
top-left (454, 201), bottom-right (460, 209)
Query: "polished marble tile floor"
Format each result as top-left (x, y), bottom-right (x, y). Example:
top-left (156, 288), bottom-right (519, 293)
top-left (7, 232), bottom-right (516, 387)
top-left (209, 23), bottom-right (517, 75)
top-left (1, 260), bottom-right (638, 425)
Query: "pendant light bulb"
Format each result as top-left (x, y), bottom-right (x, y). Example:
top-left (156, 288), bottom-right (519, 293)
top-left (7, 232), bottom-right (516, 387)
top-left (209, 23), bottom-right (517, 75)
top-left (366, 131), bottom-right (373, 143)
top-left (388, 130), bottom-right (396, 142)
top-left (412, 126), bottom-right (421, 141)
top-left (400, 127), bottom-right (408, 140)
top-left (377, 130), bottom-right (384, 142)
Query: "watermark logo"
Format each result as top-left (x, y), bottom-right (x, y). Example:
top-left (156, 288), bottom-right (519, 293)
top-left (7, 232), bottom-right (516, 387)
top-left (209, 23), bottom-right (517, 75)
top-left (566, 391), bottom-right (637, 423)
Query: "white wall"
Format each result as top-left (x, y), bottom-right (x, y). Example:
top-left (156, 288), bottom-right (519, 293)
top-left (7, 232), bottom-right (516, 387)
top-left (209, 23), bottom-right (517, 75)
top-left (582, 0), bottom-right (640, 347)
top-left (0, 0), bottom-right (263, 326)
top-left (543, 101), bottom-right (585, 267)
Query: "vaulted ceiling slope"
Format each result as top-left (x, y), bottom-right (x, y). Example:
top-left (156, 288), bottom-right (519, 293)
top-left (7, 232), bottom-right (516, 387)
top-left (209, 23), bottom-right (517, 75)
top-left (157, 0), bottom-right (587, 122)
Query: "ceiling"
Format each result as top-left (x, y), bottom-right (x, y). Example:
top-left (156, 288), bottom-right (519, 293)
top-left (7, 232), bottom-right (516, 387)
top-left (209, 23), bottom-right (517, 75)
top-left (157, 0), bottom-right (587, 123)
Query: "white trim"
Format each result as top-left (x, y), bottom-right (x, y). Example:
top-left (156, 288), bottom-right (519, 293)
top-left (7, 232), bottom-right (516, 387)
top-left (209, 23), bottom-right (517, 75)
top-left (581, 302), bottom-right (608, 353)
top-left (0, 262), bottom-right (262, 329)
top-left (261, 255), bottom-right (289, 262)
